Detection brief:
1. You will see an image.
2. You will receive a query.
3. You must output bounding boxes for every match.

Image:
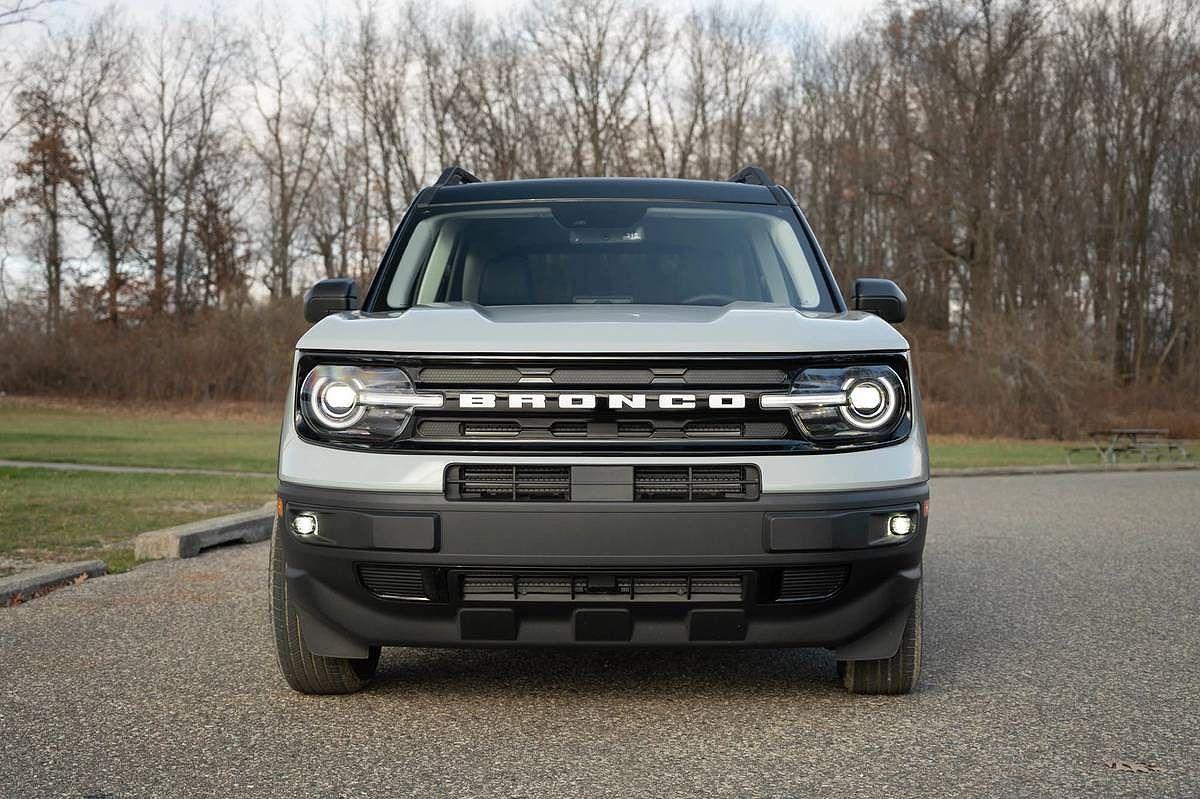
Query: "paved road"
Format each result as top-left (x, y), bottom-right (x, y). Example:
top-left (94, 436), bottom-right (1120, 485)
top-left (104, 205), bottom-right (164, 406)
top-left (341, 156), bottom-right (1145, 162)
top-left (2, 472), bottom-right (1198, 798)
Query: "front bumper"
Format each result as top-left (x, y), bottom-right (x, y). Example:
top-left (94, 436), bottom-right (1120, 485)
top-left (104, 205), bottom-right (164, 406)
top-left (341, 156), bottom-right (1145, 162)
top-left (276, 481), bottom-right (928, 659)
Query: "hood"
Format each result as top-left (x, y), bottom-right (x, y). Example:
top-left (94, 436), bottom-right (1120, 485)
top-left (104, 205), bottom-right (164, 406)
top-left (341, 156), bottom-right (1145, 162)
top-left (297, 302), bottom-right (909, 355)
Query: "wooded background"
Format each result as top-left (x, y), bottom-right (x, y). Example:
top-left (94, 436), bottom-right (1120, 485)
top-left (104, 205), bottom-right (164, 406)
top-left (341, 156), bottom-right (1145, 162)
top-left (0, 0), bottom-right (1197, 437)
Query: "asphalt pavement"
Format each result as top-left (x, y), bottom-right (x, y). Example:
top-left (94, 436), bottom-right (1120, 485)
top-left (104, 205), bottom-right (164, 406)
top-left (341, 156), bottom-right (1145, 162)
top-left (1, 471), bottom-right (1197, 798)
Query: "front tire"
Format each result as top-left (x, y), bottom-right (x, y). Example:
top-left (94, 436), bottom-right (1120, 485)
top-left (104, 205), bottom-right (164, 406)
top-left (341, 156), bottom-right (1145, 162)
top-left (837, 583), bottom-right (923, 695)
top-left (269, 519), bottom-right (380, 694)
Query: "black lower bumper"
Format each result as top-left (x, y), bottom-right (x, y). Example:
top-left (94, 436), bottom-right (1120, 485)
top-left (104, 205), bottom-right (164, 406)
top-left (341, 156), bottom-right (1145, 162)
top-left (276, 481), bottom-right (928, 659)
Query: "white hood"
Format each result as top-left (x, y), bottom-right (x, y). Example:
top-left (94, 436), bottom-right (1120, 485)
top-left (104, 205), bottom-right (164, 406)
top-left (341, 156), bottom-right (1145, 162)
top-left (297, 302), bottom-right (909, 354)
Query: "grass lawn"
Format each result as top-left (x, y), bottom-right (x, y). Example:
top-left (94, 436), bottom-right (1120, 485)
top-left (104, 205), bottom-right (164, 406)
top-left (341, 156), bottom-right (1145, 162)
top-left (929, 435), bottom-right (1087, 469)
top-left (928, 434), bottom-right (1194, 469)
top-left (0, 399), bottom-right (279, 473)
top-left (0, 467), bottom-right (276, 573)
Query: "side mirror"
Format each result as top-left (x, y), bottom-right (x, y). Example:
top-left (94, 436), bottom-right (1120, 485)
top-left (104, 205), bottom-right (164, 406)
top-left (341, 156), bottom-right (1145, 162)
top-left (304, 278), bottom-right (358, 323)
top-left (852, 278), bottom-right (907, 323)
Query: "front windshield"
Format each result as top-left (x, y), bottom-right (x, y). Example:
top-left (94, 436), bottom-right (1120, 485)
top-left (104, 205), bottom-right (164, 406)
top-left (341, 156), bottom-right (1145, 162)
top-left (382, 202), bottom-right (831, 310)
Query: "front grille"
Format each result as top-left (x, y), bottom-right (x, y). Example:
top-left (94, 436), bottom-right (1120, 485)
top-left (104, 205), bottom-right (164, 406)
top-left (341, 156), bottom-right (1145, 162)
top-left (776, 565), bottom-right (849, 602)
top-left (296, 354), bottom-right (913, 454)
top-left (358, 564), bottom-right (428, 600)
top-left (460, 572), bottom-right (746, 602)
top-left (633, 465), bottom-right (760, 501)
top-left (444, 464), bottom-right (761, 502)
top-left (445, 465), bottom-right (572, 501)
top-left (405, 358), bottom-right (801, 449)
top-left (415, 417), bottom-right (788, 442)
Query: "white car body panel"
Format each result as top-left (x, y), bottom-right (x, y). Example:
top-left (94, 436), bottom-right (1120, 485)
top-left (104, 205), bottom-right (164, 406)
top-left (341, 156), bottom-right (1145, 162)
top-left (296, 303), bottom-right (909, 355)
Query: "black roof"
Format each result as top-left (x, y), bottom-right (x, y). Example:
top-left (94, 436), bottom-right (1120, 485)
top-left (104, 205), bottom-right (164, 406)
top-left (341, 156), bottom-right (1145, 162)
top-left (426, 176), bottom-right (779, 206)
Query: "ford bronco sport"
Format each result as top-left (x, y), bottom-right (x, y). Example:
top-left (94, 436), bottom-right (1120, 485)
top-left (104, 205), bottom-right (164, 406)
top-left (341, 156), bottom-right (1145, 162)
top-left (272, 166), bottom-right (928, 695)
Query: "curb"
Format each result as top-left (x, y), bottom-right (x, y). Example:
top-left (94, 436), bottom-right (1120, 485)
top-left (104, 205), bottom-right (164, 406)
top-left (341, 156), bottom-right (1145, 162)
top-left (134, 502), bottom-right (276, 560)
top-left (931, 462), bottom-right (1199, 478)
top-left (2, 560), bottom-right (107, 606)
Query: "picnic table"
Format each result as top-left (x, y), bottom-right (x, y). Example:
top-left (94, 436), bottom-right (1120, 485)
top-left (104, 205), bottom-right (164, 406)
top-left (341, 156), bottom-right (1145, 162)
top-left (1067, 428), bottom-right (1189, 464)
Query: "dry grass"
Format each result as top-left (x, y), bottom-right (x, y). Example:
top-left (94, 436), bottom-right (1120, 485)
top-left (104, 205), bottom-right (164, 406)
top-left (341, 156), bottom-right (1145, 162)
top-left (0, 398), bottom-right (279, 472)
top-left (0, 393), bottom-right (282, 424)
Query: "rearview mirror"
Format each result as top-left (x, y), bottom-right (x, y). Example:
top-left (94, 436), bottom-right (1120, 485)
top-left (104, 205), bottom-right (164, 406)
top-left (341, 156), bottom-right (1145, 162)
top-left (852, 278), bottom-right (907, 323)
top-left (304, 278), bottom-right (358, 324)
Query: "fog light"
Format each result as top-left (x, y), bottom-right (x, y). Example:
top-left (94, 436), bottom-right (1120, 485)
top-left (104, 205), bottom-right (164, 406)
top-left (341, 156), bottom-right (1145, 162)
top-left (292, 513), bottom-right (318, 537)
top-left (888, 513), bottom-right (915, 537)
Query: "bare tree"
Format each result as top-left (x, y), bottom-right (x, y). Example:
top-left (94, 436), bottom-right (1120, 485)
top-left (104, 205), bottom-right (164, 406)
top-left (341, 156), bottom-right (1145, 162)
top-left (61, 12), bottom-right (140, 325)
top-left (525, 0), bottom-right (665, 175)
top-left (0, 0), bottom-right (58, 28)
top-left (192, 139), bottom-right (254, 310)
top-left (343, 2), bottom-right (422, 230)
top-left (247, 7), bottom-right (329, 297)
top-left (14, 50), bottom-right (75, 333)
top-left (0, 2), bottom-right (63, 144)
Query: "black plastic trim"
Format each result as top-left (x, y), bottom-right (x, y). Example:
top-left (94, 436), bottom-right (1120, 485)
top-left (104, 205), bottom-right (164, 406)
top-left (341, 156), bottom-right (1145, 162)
top-left (279, 480), bottom-right (928, 527)
top-left (276, 481), bottom-right (928, 651)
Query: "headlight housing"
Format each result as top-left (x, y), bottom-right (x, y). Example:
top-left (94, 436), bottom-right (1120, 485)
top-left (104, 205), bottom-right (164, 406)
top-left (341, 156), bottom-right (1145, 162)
top-left (761, 364), bottom-right (906, 442)
top-left (298, 364), bottom-right (442, 444)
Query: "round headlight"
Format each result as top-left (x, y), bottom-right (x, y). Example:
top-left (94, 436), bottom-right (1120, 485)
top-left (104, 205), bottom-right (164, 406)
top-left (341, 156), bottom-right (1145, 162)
top-left (847, 381), bottom-right (885, 416)
top-left (298, 364), bottom-right (440, 441)
top-left (304, 372), bottom-right (366, 430)
top-left (321, 382), bottom-right (358, 415)
top-left (839, 377), bottom-right (899, 430)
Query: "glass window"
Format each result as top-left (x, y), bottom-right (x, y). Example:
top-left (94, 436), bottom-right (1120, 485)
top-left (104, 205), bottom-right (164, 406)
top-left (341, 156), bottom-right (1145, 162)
top-left (382, 202), bottom-right (831, 310)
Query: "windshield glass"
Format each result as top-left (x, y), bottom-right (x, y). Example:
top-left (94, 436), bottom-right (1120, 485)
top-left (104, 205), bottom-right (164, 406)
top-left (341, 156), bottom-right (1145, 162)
top-left (382, 202), bottom-right (831, 310)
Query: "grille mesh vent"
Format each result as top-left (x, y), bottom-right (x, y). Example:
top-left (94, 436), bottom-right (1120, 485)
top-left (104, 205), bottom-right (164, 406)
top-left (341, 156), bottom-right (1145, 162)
top-left (445, 465), bottom-right (760, 502)
top-left (633, 465), bottom-right (760, 501)
top-left (445, 465), bottom-right (572, 501)
top-left (777, 565), bottom-right (849, 601)
top-left (413, 366), bottom-right (787, 387)
top-left (460, 572), bottom-right (745, 602)
top-left (358, 565), bottom-right (428, 600)
top-left (416, 418), bottom-right (787, 441)
top-left (418, 367), bottom-right (522, 384)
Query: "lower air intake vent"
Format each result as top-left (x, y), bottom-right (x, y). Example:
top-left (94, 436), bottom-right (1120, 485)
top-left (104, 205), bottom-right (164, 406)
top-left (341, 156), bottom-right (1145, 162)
top-left (358, 565), bottom-right (428, 600)
top-left (633, 465), bottom-right (760, 502)
top-left (777, 565), bottom-right (849, 602)
top-left (460, 572), bottom-right (745, 602)
top-left (446, 464), bottom-right (571, 501)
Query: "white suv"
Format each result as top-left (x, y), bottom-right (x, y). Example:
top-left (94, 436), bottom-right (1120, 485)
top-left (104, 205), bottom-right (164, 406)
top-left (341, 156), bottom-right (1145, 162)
top-left (270, 166), bottom-right (928, 695)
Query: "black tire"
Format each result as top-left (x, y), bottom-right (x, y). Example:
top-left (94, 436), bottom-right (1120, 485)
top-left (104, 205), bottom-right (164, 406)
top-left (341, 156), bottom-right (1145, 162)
top-left (269, 519), bottom-right (380, 694)
top-left (837, 584), bottom-right (922, 695)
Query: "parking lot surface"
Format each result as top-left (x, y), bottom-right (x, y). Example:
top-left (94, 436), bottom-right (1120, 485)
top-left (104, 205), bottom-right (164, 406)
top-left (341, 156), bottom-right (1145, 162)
top-left (2, 472), bottom-right (1197, 797)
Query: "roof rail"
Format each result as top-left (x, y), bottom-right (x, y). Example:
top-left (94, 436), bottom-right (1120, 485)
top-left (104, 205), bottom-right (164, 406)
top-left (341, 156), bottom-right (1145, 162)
top-left (728, 165), bottom-right (789, 206)
top-left (727, 165), bottom-right (772, 187)
top-left (414, 165), bottom-right (484, 207)
top-left (435, 165), bottom-right (483, 187)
